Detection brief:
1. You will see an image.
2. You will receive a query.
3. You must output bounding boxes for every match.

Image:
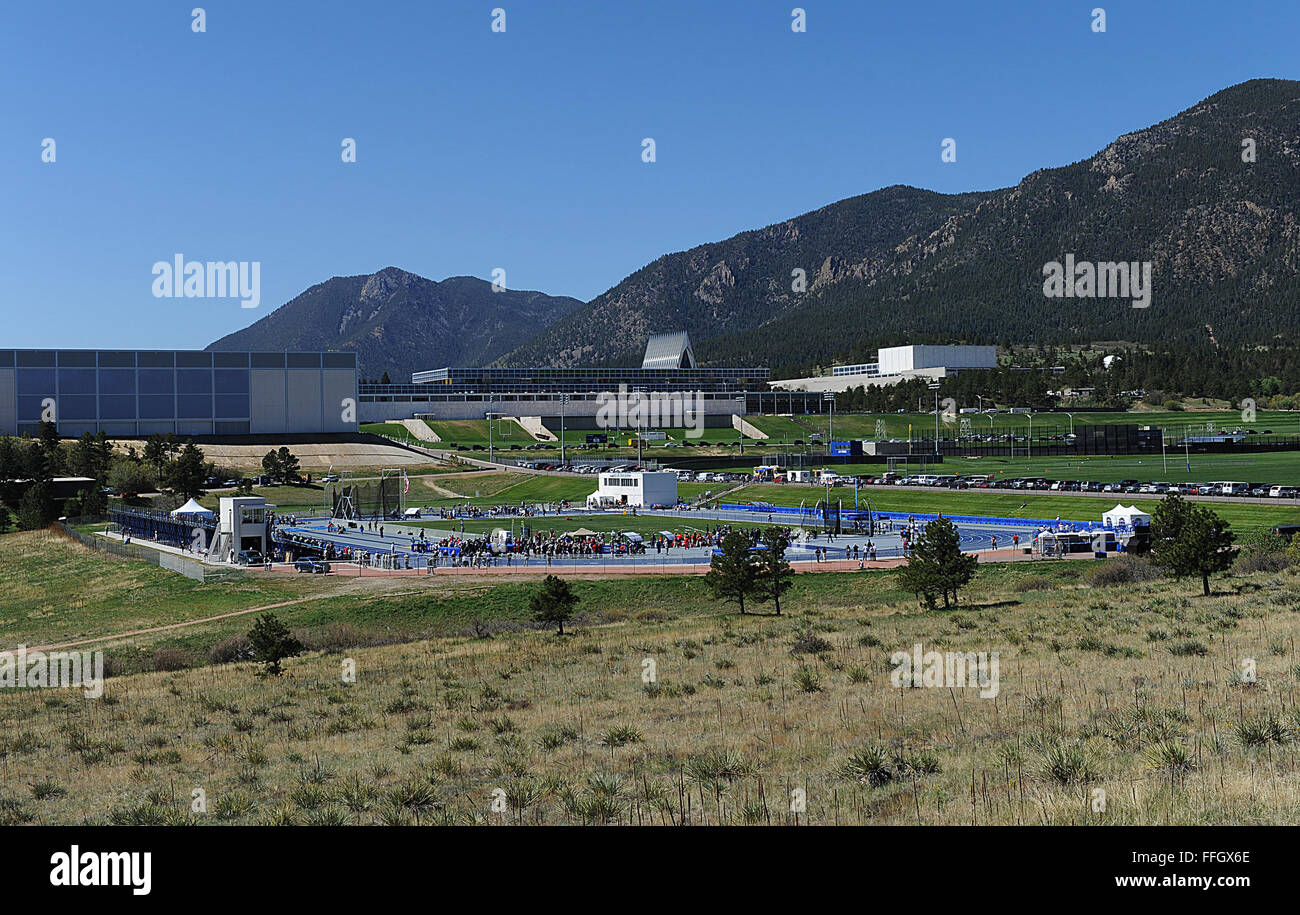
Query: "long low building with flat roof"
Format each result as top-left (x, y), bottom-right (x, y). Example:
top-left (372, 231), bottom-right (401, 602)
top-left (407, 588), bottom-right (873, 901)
top-left (362, 331), bottom-right (773, 424)
top-left (771, 344), bottom-right (998, 393)
top-left (0, 349), bottom-right (358, 437)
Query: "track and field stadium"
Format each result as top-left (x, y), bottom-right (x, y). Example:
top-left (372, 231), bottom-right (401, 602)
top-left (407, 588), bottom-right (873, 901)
top-left (266, 502), bottom-right (1114, 573)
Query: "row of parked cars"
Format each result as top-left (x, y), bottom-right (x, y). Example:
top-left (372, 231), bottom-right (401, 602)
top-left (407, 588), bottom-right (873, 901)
top-left (865, 474), bottom-right (1297, 498)
top-left (233, 549), bottom-right (331, 573)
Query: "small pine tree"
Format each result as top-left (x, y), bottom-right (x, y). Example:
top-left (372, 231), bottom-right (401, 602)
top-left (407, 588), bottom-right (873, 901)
top-left (36, 422), bottom-right (64, 480)
top-left (0, 503), bottom-right (11, 534)
top-left (753, 529), bottom-right (795, 615)
top-left (705, 529), bottom-right (759, 614)
top-left (15, 483), bottom-right (55, 531)
top-left (896, 517), bottom-right (978, 610)
top-left (276, 447), bottom-right (301, 484)
top-left (1150, 493), bottom-right (1237, 596)
top-left (529, 574), bottom-right (579, 635)
top-left (167, 441), bottom-right (208, 499)
top-left (247, 612), bottom-right (304, 675)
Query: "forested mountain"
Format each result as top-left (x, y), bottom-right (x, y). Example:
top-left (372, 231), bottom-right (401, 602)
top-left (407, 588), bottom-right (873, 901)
top-left (502, 79), bottom-right (1300, 376)
top-left (206, 268), bottom-right (583, 381)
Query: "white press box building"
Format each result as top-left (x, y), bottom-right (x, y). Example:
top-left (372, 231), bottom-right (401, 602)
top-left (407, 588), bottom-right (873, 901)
top-left (587, 471), bottom-right (678, 509)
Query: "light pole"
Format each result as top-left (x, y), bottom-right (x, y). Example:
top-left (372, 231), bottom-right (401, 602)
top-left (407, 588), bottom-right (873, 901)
top-left (486, 407), bottom-right (497, 464)
top-left (928, 383), bottom-right (941, 457)
top-left (1027, 412), bottom-right (1033, 459)
top-left (559, 393), bottom-right (568, 467)
top-left (1064, 412), bottom-right (1074, 435)
top-left (823, 391), bottom-right (835, 448)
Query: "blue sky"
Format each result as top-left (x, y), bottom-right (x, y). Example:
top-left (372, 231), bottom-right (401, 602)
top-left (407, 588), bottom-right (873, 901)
top-left (1, 0), bottom-right (1295, 349)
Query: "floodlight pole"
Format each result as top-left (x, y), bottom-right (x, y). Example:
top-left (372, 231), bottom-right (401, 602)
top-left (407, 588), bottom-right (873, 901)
top-left (823, 391), bottom-right (835, 455)
top-left (560, 394), bottom-right (568, 466)
top-left (928, 383), bottom-right (941, 457)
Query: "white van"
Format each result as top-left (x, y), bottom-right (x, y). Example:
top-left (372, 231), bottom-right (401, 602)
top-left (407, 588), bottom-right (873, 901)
top-left (787, 470), bottom-right (812, 483)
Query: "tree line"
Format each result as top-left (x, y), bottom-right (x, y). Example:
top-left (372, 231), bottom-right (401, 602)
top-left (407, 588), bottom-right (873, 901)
top-left (826, 343), bottom-right (1300, 414)
top-left (0, 425), bottom-right (304, 533)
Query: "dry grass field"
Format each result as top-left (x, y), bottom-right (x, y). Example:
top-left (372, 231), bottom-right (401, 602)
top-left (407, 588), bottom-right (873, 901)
top-left (2, 529), bottom-right (1300, 825)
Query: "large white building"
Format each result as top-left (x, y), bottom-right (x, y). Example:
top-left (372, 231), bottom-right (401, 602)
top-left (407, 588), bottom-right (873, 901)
top-left (770, 345), bottom-right (997, 393)
top-left (877, 345), bottom-right (996, 375)
top-left (587, 471), bottom-right (678, 509)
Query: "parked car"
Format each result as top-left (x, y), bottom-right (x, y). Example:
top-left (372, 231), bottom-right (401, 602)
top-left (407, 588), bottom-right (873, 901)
top-left (294, 557), bottom-right (331, 574)
top-left (236, 550), bottom-right (263, 566)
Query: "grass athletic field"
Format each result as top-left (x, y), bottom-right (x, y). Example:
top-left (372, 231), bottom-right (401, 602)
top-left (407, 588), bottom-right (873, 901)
top-left (746, 408), bottom-right (1300, 442)
top-left (825, 451), bottom-right (1300, 486)
top-left (728, 483), bottom-right (1300, 532)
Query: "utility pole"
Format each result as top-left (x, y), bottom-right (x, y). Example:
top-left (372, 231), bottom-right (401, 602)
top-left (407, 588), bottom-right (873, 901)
top-left (928, 383), bottom-right (941, 457)
top-left (823, 391), bottom-right (835, 452)
top-left (560, 393), bottom-right (568, 466)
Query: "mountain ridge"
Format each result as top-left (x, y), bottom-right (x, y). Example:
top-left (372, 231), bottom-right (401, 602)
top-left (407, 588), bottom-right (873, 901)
top-left (209, 79), bottom-right (1300, 378)
top-left (205, 267), bottom-right (584, 380)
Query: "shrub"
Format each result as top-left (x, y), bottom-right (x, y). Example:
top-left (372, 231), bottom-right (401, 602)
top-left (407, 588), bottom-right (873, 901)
top-left (1234, 530), bottom-right (1291, 574)
top-left (151, 648), bottom-right (190, 672)
top-left (1236, 713), bottom-right (1289, 748)
top-left (838, 745), bottom-right (895, 787)
top-left (209, 636), bottom-right (255, 665)
top-left (790, 631), bottom-right (833, 655)
top-left (1038, 740), bottom-right (1099, 785)
top-left (1084, 555), bottom-right (1162, 587)
top-left (793, 665), bottom-right (823, 693)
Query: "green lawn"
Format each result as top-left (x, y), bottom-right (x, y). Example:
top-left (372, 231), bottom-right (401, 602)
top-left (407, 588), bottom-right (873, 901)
top-left (359, 422), bottom-right (414, 439)
top-left (728, 482), bottom-right (1300, 531)
top-left (826, 451), bottom-right (1300, 485)
top-left (0, 529), bottom-right (320, 650)
top-left (755, 409), bottom-right (1300, 442)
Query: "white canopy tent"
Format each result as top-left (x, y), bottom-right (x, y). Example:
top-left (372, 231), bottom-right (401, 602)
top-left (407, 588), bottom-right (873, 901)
top-left (171, 498), bottom-right (214, 517)
top-left (1103, 504), bottom-right (1151, 528)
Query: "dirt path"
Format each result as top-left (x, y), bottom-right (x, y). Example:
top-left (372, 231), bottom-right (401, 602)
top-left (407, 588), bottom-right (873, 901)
top-left (23, 596), bottom-right (320, 653)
